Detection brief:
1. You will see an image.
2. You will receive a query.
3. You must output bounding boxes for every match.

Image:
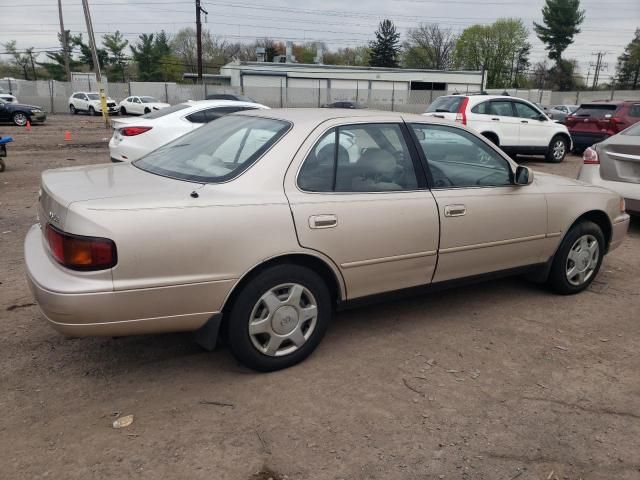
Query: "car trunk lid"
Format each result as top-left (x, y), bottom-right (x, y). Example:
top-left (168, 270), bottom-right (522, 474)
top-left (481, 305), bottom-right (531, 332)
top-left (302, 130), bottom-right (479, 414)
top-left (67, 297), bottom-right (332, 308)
top-left (598, 133), bottom-right (640, 184)
top-left (39, 163), bottom-right (202, 231)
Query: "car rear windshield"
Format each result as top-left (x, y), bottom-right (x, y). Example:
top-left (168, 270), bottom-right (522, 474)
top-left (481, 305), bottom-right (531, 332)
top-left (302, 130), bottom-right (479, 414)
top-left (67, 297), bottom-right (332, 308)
top-left (622, 122), bottom-right (640, 136)
top-left (134, 115), bottom-right (291, 183)
top-left (573, 104), bottom-right (619, 117)
top-left (141, 103), bottom-right (190, 119)
top-left (425, 96), bottom-right (465, 113)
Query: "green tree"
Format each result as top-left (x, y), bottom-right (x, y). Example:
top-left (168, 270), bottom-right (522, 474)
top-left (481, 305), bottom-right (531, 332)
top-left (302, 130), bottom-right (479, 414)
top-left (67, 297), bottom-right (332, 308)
top-left (534, 0), bottom-right (585, 62)
top-left (369, 19), bottom-right (401, 68)
top-left (73, 34), bottom-right (108, 72)
top-left (455, 19), bottom-right (529, 88)
top-left (403, 24), bottom-right (457, 70)
top-left (103, 31), bottom-right (129, 82)
top-left (324, 46), bottom-right (370, 66)
top-left (154, 30), bottom-right (172, 58)
top-left (615, 29), bottom-right (640, 90)
top-left (39, 30), bottom-right (81, 80)
top-left (131, 33), bottom-right (159, 81)
top-left (2, 41), bottom-right (34, 80)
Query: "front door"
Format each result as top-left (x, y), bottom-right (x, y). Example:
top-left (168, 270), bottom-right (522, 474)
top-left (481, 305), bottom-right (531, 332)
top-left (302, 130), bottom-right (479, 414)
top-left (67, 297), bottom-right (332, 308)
top-left (513, 100), bottom-right (552, 148)
top-left (408, 122), bottom-right (548, 282)
top-left (285, 120), bottom-right (440, 300)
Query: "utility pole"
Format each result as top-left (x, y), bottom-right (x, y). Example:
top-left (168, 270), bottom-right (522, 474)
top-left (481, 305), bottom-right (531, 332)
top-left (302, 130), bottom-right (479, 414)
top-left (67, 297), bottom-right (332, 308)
top-left (195, 0), bottom-right (208, 81)
top-left (57, 0), bottom-right (71, 81)
top-left (81, 0), bottom-right (109, 127)
top-left (590, 52), bottom-right (608, 91)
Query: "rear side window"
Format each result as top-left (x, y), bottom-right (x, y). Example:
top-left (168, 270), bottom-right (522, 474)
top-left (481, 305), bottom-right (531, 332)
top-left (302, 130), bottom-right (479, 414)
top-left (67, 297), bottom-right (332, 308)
top-left (298, 123), bottom-right (419, 192)
top-left (426, 96), bottom-right (465, 113)
top-left (628, 104), bottom-right (640, 117)
top-left (573, 104), bottom-right (618, 118)
top-left (622, 123), bottom-right (640, 136)
top-left (186, 110), bottom-right (208, 123)
top-left (142, 103), bottom-right (190, 119)
top-left (471, 101), bottom-right (490, 114)
top-left (490, 101), bottom-right (515, 117)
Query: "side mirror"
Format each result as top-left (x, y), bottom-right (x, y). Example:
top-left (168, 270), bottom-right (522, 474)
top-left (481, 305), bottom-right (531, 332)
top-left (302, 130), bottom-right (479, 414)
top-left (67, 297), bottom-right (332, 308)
top-left (536, 114), bottom-right (548, 121)
top-left (514, 165), bottom-right (534, 186)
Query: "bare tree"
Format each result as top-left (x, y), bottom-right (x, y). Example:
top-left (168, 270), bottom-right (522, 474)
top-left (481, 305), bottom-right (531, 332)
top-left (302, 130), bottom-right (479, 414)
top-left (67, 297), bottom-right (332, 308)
top-left (403, 24), bottom-right (457, 70)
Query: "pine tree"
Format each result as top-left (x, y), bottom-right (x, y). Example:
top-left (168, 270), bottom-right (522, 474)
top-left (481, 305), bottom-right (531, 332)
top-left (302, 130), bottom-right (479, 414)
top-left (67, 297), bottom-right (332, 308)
top-left (615, 29), bottom-right (640, 90)
top-left (369, 19), bottom-right (400, 68)
top-left (534, 0), bottom-right (585, 62)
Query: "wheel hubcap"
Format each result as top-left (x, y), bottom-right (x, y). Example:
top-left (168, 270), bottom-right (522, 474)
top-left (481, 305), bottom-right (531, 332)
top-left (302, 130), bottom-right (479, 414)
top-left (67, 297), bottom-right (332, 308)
top-left (553, 140), bottom-right (565, 159)
top-left (15, 113), bottom-right (27, 125)
top-left (248, 283), bottom-right (318, 357)
top-left (566, 234), bottom-right (599, 286)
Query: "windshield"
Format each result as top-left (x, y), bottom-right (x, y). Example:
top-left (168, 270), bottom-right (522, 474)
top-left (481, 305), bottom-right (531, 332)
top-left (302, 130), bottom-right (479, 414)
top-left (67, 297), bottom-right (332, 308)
top-left (622, 123), bottom-right (640, 136)
top-left (134, 115), bottom-right (290, 183)
top-left (87, 93), bottom-right (100, 100)
top-left (141, 96), bottom-right (158, 103)
top-left (426, 96), bottom-right (464, 113)
top-left (141, 103), bottom-right (189, 119)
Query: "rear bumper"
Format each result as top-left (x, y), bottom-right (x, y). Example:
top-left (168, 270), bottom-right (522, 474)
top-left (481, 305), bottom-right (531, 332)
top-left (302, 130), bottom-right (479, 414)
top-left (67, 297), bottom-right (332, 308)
top-left (577, 164), bottom-right (640, 214)
top-left (108, 137), bottom-right (147, 162)
top-left (570, 132), bottom-right (608, 150)
top-left (24, 224), bottom-right (229, 337)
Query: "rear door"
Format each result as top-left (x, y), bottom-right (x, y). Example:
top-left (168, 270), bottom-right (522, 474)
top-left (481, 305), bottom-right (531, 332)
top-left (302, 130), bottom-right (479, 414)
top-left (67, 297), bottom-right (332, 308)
top-left (285, 119), bottom-right (440, 300)
top-left (488, 100), bottom-right (520, 147)
top-left (598, 125), bottom-right (640, 183)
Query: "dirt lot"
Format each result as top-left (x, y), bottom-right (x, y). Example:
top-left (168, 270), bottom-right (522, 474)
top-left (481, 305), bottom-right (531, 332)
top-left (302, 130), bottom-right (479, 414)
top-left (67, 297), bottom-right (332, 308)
top-left (1, 115), bottom-right (639, 480)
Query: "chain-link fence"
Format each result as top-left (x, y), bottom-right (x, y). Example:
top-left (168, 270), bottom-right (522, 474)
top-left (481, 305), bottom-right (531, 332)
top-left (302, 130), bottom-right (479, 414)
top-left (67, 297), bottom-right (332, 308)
top-left (1, 78), bottom-right (638, 114)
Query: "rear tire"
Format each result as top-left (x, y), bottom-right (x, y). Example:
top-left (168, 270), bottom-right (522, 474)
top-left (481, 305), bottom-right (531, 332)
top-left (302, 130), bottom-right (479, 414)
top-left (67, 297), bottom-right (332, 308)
top-left (547, 220), bottom-right (604, 295)
top-left (120, 106), bottom-right (127, 115)
top-left (226, 264), bottom-right (332, 372)
top-left (546, 135), bottom-right (568, 163)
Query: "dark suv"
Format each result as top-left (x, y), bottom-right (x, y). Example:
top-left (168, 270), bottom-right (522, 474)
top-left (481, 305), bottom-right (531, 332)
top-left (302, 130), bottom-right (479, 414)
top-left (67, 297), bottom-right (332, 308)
top-left (566, 100), bottom-right (640, 152)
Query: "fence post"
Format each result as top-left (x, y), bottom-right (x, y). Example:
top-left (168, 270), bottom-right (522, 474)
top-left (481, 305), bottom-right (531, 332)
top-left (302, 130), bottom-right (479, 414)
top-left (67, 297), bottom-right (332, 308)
top-left (317, 83), bottom-right (321, 107)
top-left (49, 80), bottom-right (54, 113)
top-left (128, 81), bottom-right (131, 96)
top-left (279, 78), bottom-right (283, 108)
top-left (576, 90), bottom-right (580, 105)
top-left (391, 83), bottom-right (395, 111)
top-left (165, 82), bottom-right (169, 103)
top-left (610, 81), bottom-right (615, 101)
top-left (204, 82), bottom-right (208, 99)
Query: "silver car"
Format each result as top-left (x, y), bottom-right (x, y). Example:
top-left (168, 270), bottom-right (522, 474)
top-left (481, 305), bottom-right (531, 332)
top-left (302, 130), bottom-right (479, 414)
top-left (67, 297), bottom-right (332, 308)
top-left (25, 109), bottom-right (630, 371)
top-left (578, 122), bottom-right (640, 214)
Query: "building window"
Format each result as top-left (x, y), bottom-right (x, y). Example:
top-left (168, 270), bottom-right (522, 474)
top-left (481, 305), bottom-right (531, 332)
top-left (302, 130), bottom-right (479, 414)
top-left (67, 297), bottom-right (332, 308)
top-left (410, 81), bottom-right (447, 91)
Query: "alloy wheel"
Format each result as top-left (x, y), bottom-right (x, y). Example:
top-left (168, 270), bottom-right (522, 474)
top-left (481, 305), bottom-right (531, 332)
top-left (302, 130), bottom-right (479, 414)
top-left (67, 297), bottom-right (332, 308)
top-left (565, 234), bottom-right (599, 286)
top-left (248, 283), bottom-right (318, 357)
top-left (13, 113), bottom-right (28, 126)
top-left (553, 139), bottom-right (566, 160)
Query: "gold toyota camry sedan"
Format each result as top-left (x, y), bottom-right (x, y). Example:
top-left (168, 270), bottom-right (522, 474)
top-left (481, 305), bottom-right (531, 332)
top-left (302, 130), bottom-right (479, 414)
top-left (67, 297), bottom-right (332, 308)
top-left (25, 109), bottom-right (630, 371)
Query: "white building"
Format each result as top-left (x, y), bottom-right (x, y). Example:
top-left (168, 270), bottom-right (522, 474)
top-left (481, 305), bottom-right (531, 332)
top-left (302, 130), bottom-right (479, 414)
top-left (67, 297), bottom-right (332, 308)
top-left (216, 61), bottom-right (485, 111)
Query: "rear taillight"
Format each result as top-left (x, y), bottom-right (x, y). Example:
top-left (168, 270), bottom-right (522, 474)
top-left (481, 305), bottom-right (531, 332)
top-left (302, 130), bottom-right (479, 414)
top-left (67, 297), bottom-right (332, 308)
top-left (119, 126), bottom-right (152, 136)
top-left (45, 224), bottom-right (117, 270)
top-left (455, 97), bottom-right (469, 125)
top-left (583, 147), bottom-right (599, 165)
top-left (565, 115), bottom-right (576, 127)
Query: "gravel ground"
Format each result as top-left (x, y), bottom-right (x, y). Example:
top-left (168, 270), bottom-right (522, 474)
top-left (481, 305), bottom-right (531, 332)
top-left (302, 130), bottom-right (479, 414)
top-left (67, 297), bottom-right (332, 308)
top-left (1, 115), bottom-right (639, 480)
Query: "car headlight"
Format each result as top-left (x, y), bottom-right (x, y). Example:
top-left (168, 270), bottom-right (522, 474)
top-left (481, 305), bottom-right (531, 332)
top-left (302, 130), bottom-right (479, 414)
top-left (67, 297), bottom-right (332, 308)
top-left (31, 109), bottom-right (41, 113)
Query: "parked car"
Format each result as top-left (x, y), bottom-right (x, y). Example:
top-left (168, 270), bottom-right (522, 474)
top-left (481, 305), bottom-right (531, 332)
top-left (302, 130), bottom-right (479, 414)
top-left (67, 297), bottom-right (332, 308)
top-left (0, 97), bottom-right (47, 126)
top-left (109, 99), bottom-right (268, 162)
top-left (118, 96), bottom-right (170, 116)
top-left (424, 94), bottom-right (572, 162)
top-left (206, 93), bottom-right (257, 102)
top-left (578, 122), bottom-right (640, 214)
top-left (566, 101), bottom-right (640, 153)
top-left (547, 105), bottom-right (579, 123)
top-left (0, 93), bottom-right (19, 104)
top-left (68, 92), bottom-right (119, 116)
top-left (26, 109), bottom-right (629, 371)
top-left (323, 101), bottom-right (365, 109)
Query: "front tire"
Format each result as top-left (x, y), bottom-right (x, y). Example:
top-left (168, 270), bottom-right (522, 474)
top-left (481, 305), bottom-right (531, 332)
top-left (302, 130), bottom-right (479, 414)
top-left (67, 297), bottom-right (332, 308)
top-left (69, 104), bottom-right (77, 115)
top-left (144, 107), bottom-right (151, 114)
top-left (546, 135), bottom-right (568, 163)
top-left (226, 264), bottom-right (332, 372)
top-left (12, 112), bottom-right (28, 126)
top-left (89, 106), bottom-right (97, 116)
top-left (547, 221), bottom-right (604, 294)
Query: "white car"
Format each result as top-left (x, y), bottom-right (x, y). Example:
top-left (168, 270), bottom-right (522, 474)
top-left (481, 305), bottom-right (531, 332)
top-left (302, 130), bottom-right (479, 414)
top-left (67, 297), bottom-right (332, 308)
top-left (0, 93), bottom-right (18, 104)
top-left (109, 100), bottom-right (269, 162)
top-left (69, 92), bottom-right (119, 116)
top-left (118, 95), bottom-right (170, 116)
top-left (424, 94), bottom-right (572, 162)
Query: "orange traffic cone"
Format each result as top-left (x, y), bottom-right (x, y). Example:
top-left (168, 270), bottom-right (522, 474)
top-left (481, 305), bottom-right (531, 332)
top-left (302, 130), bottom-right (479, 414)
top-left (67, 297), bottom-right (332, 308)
top-left (26, 120), bottom-right (31, 130)
top-left (64, 131), bottom-right (72, 141)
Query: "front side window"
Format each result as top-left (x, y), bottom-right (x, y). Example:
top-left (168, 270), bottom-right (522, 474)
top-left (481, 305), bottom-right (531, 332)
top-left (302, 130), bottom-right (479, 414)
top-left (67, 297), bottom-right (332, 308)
top-left (410, 124), bottom-right (512, 188)
top-left (298, 123), bottom-right (418, 193)
top-left (87, 93), bottom-right (100, 100)
top-left (134, 115), bottom-right (290, 183)
top-left (514, 102), bottom-right (542, 119)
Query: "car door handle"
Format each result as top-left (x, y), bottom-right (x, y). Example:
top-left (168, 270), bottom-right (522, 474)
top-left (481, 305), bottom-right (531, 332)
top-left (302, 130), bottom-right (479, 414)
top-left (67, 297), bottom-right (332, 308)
top-left (521, 120), bottom-right (529, 123)
top-left (444, 205), bottom-right (466, 217)
top-left (491, 117), bottom-right (500, 121)
top-left (309, 214), bottom-right (337, 229)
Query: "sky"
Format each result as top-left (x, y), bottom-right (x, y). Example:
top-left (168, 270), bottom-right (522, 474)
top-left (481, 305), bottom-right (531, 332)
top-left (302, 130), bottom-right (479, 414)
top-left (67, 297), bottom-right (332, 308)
top-left (1, 0), bottom-right (638, 85)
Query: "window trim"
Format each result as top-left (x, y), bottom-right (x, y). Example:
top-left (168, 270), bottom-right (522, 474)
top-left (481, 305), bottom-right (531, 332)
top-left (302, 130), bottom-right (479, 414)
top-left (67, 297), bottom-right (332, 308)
top-left (295, 121), bottom-right (428, 195)
top-left (406, 122), bottom-right (516, 191)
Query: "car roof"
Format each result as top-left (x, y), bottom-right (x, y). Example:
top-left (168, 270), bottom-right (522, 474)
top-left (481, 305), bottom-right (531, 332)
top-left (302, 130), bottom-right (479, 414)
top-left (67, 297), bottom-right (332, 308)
top-left (182, 99), bottom-right (264, 108)
top-left (235, 107), bottom-right (444, 125)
